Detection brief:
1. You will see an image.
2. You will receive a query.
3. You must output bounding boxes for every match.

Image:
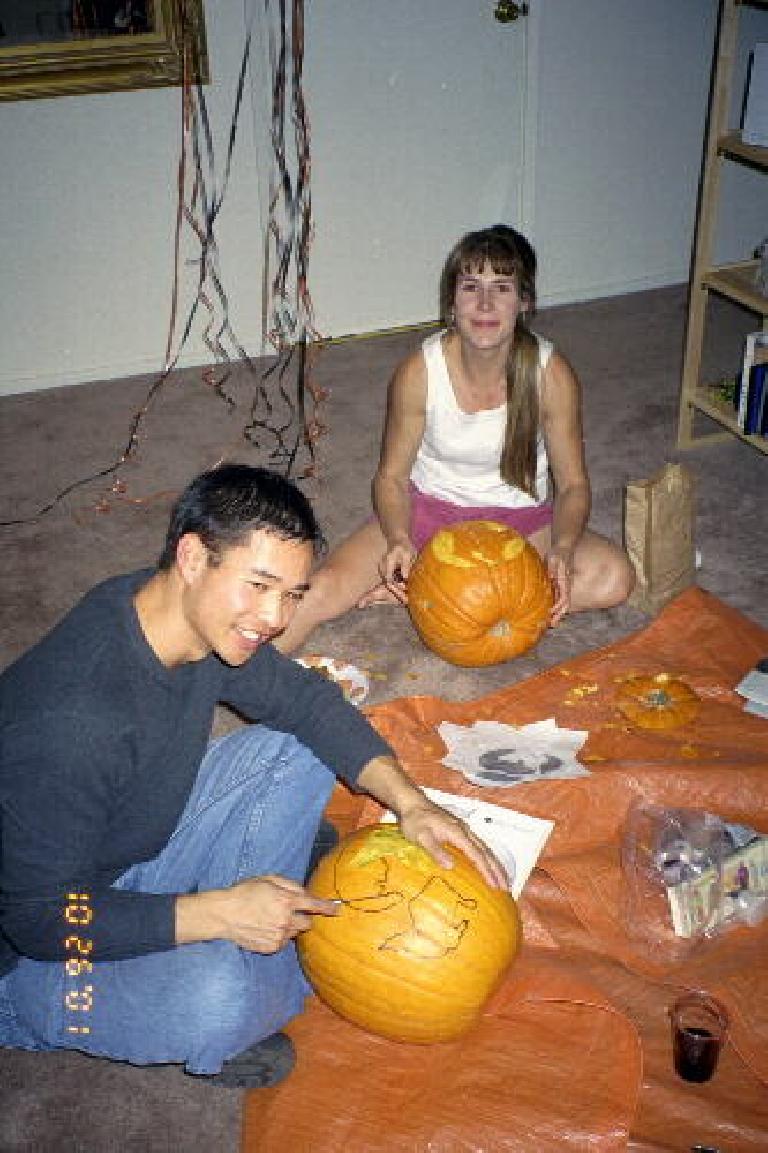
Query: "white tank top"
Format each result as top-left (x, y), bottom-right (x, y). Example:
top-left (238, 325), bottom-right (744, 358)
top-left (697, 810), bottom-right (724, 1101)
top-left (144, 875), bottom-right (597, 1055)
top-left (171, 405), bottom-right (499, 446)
top-left (410, 329), bottom-right (553, 507)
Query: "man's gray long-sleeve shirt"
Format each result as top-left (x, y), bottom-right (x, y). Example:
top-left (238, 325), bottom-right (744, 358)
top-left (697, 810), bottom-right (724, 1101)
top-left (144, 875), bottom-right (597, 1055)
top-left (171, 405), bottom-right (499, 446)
top-left (0, 570), bottom-right (391, 974)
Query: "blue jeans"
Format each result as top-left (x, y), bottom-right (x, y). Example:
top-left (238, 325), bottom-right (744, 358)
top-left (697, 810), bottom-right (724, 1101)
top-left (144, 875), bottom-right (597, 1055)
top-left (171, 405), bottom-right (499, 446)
top-left (0, 726), bottom-right (336, 1074)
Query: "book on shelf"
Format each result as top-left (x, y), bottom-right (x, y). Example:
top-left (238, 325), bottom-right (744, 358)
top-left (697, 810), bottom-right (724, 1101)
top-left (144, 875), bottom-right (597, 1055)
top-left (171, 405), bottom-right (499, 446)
top-left (736, 330), bottom-right (768, 435)
top-left (742, 42), bottom-right (768, 148)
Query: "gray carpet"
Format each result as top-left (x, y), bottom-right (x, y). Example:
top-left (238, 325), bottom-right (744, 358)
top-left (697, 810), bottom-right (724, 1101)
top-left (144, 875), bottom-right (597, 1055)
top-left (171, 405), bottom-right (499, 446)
top-left (1, 284), bottom-right (766, 1151)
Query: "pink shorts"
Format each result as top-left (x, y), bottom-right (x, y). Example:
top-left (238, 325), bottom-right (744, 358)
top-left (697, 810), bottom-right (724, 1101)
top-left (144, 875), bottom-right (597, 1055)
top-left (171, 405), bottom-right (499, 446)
top-left (409, 483), bottom-right (553, 552)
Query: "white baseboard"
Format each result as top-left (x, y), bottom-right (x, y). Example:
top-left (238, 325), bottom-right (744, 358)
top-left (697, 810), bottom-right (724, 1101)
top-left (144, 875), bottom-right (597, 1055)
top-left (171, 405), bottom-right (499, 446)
top-left (537, 268), bottom-right (688, 310)
top-left (0, 346), bottom-right (255, 399)
top-left (0, 269), bottom-right (688, 398)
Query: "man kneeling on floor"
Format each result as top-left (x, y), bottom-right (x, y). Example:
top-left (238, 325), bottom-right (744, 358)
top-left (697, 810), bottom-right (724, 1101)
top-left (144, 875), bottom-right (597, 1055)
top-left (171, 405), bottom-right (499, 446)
top-left (0, 464), bottom-right (505, 1088)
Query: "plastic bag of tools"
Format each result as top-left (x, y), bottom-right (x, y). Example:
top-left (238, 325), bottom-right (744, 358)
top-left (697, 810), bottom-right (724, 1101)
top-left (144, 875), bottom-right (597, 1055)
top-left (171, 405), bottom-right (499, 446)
top-left (620, 800), bottom-right (768, 964)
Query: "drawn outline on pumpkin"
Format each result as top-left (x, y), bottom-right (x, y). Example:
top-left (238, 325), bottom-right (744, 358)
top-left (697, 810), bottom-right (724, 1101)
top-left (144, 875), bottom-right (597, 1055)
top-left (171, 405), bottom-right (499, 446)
top-left (330, 846), bottom-right (480, 960)
top-left (380, 878), bottom-right (478, 959)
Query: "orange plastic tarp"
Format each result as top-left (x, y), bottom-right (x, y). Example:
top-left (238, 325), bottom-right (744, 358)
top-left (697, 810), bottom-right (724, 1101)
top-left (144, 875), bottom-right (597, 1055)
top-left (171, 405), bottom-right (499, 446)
top-left (243, 589), bottom-right (768, 1151)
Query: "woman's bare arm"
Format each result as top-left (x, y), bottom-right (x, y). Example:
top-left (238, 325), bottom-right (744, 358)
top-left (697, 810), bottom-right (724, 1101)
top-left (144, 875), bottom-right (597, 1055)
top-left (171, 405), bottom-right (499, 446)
top-left (539, 351), bottom-right (592, 617)
top-left (372, 352), bottom-right (428, 583)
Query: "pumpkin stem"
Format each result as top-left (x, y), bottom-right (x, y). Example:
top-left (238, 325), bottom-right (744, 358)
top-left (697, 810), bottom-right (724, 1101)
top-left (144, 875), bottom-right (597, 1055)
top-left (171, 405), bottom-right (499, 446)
top-left (645, 689), bottom-right (671, 708)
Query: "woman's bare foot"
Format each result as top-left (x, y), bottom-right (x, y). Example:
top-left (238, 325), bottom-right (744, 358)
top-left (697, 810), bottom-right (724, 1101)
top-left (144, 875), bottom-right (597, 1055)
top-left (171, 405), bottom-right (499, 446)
top-left (356, 582), bottom-right (408, 608)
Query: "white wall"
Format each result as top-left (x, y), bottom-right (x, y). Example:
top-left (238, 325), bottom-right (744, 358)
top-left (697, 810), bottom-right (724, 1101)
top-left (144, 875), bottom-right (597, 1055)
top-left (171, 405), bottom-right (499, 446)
top-left (529, 0), bottom-right (767, 306)
top-left (303, 1), bottom-right (528, 337)
top-left (530, 0), bottom-right (721, 304)
top-left (0, 0), bottom-right (765, 395)
top-left (0, 3), bottom-right (266, 395)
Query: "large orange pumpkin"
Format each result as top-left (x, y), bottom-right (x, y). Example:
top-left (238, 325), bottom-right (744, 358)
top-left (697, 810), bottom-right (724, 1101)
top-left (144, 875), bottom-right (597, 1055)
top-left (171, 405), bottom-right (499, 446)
top-left (298, 824), bottom-right (522, 1044)
top-left (616, 673), bottom-right (700, 730)
top-left (407, 520), bottom-right (553, 666)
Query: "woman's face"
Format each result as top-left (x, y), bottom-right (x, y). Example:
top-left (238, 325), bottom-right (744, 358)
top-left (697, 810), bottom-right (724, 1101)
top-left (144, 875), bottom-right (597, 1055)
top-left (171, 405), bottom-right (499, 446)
top-left (453, 261), bottom-right (526, 351)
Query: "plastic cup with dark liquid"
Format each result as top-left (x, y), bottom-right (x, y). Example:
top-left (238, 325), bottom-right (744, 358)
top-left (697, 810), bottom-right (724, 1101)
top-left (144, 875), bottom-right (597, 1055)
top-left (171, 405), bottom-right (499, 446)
top-left (669, 992), bottom-right (728, 1083)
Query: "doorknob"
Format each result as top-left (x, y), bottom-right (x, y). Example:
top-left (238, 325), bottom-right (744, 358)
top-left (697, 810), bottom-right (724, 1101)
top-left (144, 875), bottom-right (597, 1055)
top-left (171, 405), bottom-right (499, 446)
top-left (494, 1), bottom-right (528, 22)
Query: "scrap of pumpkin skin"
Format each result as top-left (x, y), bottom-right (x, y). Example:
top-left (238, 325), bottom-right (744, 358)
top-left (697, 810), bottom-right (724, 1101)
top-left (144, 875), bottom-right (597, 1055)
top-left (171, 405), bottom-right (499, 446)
top-left (564, 682), bottom-right (600, 704)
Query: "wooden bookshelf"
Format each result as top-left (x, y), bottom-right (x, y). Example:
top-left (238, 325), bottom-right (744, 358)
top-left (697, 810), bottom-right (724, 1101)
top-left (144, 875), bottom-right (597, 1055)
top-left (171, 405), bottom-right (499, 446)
top-left (677, 0), bottom-right (768, 454)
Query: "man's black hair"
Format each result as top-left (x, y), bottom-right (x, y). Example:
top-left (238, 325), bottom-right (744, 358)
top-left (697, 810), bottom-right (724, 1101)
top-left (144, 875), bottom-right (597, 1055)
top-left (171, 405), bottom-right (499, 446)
top-left (157, 464), bottom-right (325, 570)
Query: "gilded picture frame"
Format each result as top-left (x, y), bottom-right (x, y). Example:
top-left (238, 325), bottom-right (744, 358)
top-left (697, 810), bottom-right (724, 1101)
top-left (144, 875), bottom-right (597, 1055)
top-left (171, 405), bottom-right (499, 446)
top-left (0, 1), bottom-right (208, 102)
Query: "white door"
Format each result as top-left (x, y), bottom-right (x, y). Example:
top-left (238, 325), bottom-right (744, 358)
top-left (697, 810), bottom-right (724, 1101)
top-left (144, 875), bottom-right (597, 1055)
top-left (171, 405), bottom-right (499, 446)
top-left (305, 1), bottom-right (531, 337)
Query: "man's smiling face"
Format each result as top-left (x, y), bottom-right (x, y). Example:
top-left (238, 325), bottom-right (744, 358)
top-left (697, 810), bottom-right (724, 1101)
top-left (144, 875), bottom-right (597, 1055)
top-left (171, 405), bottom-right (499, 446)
top-left (178, 528), bottom-right (313, 665)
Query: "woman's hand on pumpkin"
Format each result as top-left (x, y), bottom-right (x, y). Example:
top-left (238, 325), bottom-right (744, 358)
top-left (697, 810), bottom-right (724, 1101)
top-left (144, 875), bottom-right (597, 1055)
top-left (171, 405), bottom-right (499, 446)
top-left (397, 798), bottom-right (509, 890)
top-left (379, 539), bottom-right (417, 602)
top-left (176, 876), bottom-right (339, 953)
top-left (546, 545), bottom-right (574, 625)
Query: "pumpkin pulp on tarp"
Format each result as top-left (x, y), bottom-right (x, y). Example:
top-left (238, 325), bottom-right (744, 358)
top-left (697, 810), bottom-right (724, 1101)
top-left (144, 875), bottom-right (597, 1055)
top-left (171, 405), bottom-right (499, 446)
top-left (298, 824), bottom-right (522, 1043)
top-left (407, 520), bottom-right (553, 667)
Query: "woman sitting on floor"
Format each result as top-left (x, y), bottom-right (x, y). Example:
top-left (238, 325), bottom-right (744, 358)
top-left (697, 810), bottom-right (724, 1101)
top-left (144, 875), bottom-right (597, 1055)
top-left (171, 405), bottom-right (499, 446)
top-left (276, 224), bottom-right (634, 655)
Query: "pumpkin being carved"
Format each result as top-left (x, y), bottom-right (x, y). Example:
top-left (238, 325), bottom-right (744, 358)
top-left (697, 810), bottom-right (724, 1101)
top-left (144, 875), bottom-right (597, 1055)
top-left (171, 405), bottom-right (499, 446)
top-left (616, 673), bottom-right (700, 730)
top-left (298, 824), bottom-right (522, 1044)
top-left (407, 520), bottom-right (553, 667)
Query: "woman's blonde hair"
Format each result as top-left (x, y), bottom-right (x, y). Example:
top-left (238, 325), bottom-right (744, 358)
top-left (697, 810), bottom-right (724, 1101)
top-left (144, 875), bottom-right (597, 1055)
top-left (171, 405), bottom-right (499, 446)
top-left (439, 225), bottom-right (540, 497)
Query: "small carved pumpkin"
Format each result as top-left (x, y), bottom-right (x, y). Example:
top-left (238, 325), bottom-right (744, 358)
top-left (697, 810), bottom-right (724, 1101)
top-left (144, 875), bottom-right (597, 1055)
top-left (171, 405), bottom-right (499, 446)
top-left (298, 824), bottom-right (522, 1044)
top-left (407, 520), bottom-right (553, 667)
top-left (616, 673), bottom-right (700, 730)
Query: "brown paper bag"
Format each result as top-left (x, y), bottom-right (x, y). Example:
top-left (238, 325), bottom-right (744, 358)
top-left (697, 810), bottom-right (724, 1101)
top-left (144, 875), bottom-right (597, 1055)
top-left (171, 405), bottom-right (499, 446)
top-left (623, 462), bottom-right (696, 615)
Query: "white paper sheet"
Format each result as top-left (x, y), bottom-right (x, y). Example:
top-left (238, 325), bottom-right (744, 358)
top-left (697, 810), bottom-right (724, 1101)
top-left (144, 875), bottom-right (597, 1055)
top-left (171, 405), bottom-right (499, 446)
top-left (382, 786), bottom-right (554, 898)
top-left (438, 718), bottom-right (590, 788)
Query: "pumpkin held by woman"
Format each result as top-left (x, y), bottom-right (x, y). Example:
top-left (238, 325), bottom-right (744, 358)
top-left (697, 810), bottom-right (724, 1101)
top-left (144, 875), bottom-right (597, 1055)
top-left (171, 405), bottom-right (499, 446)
top-left (297, 824), bottom-right (522, 1044)
top-left (616, 673), bottom-right (700, 730)
top-left (407, 520), bottom-right (553, 667)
